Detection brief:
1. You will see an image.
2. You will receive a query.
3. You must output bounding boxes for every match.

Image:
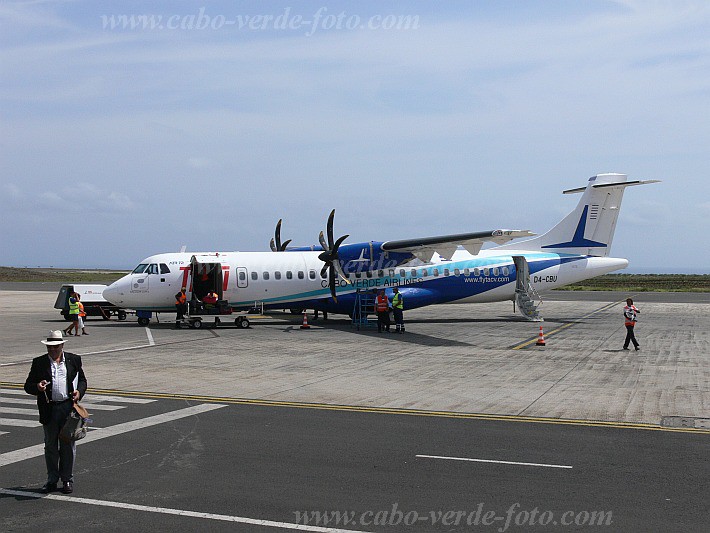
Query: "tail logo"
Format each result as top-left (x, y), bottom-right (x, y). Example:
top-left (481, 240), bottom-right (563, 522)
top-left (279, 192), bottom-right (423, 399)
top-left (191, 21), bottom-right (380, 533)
top-left (541, 205), bottom-right (607, 249)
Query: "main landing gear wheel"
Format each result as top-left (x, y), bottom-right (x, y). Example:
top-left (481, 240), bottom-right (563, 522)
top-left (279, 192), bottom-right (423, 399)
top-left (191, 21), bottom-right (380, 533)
top-left (137, 317), bottom-right (150, 326)
top-left (117, 310), bottom-right (127, 321)
top-left (236, 316), bottom-right (249, 329)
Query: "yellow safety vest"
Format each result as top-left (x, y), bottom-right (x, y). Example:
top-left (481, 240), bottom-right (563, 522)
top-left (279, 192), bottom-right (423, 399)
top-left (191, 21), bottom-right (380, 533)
top-left (68, 298), bottom-right (80, 315)
top-left (392, 293), bottom-right (403, 310)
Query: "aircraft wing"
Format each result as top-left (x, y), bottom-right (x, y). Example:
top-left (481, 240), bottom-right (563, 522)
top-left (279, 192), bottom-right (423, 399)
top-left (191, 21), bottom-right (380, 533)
top-left (381, 229), bottom-right (535, 262)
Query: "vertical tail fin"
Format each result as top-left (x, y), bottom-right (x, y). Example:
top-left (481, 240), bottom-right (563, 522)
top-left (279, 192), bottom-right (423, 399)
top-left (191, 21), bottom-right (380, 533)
top-left (495, 173), bottom-right (659, 256)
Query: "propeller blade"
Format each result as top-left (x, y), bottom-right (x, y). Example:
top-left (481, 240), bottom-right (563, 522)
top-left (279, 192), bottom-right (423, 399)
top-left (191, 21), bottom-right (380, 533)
top-left (280, 239), bottom-right (292, 251)
top-left (329, 265), bottom-right (337, 302)
top-left (274, 219), bottom-right (283, 250)
top-left (269, 238), bottom-right (277, 253)
top-left (320, 264), bottom-right (329, 278)
top-left (326, 209), bottom-right (335, 248)
top-left (332, 234), bottom-right (349, 254)
top-left (318, 230), bottom-right (328, 252)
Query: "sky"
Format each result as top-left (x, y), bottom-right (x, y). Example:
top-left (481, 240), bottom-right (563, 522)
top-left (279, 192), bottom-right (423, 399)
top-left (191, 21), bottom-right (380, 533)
top-left (1, 0), bottom-right (709, 272)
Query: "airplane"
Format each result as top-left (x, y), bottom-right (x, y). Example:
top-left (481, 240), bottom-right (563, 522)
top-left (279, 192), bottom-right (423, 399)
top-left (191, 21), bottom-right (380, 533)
top-left (102, 173), bottom-right (658, 326)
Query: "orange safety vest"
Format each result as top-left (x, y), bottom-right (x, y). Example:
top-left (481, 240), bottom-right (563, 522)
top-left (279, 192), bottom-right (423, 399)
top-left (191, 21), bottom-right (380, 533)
top-left (175, 293), bottom-right (186, 305)
top-left (624, 305), bottom-right (638, 326)
top-left (376, 294), bottom-right (389, 312)
top-left (78, 302), bottom-right (86, 317)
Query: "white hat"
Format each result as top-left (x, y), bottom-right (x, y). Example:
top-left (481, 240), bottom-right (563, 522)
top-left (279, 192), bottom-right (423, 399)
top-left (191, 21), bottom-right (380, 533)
top-left (41, 330), bottom-right (66, 346)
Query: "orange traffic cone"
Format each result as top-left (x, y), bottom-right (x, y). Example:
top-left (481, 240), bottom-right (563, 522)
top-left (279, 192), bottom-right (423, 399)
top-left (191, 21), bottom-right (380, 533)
top-left (300, 311), bottom-right (310, 329)
top-left (536, 325), bottom-right (546, 346)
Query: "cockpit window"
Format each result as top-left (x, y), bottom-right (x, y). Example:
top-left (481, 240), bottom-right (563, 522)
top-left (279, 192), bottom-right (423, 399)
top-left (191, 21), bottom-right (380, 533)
top-left (160, 263), bottom-right (170, 274)
top-left (146, 264), bottom-right (159, 275)
top-left (132, 264), bottom-right (148, 274)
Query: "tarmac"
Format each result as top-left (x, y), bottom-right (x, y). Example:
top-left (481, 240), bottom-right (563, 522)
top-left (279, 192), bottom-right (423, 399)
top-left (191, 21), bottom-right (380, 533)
top-left (0, 288), bottom-right (708, 426)
top-left (1, 287), bottom-right (708, 531)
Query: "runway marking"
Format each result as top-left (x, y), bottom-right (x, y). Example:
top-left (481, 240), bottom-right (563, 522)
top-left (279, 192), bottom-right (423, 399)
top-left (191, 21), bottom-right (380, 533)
top-left (2, 383), bottom-right (709, 435)
top-left (0, 488), bottom-right (368, 533)
top-left (0, 400), bottom-right (123, 411)
top-left (511, 300), bottom-right (620, 350)
top-left (416, 454), bottom-right (573, 469)
top-left (145, 327), bottom-right (155, 346)
top-left (0, 389), bottom-right (155, 404)
top-left (0, 403), bottom-right (226, 468)
top-left (0, 418), bottom-right (40, 428)
top-left (0, 407), bottom-right (37, 415)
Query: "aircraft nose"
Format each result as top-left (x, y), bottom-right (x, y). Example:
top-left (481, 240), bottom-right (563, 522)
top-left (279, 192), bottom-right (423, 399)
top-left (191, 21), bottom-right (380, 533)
top-left (103, 280), bottom-right (125, 306)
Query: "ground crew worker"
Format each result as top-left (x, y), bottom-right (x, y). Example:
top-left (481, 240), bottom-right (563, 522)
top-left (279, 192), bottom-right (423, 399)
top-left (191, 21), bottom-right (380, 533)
top-left (391, 287), bottom-right (405, 333)
top-left (63, 293), bottom-right (80, 337)
top-left (622, 298), bottom-right (640, 351)
top-left (77, 296), bottom-right (88, 335)
top-left (375, 289), bottom-right (390, 333)
top-left (174, 288), bottom-right (187, 329)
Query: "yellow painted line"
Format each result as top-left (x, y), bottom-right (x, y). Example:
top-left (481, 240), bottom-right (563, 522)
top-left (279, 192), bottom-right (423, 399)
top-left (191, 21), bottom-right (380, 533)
top-left (512, 300), bottom-right (620, 350)
top-left (2, 382), bottom-right (707, 435)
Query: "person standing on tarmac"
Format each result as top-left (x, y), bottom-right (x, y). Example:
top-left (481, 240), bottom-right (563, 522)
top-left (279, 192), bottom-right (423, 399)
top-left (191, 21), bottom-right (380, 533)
top-left (76, 295), bottom-right (89, 335)
top-left (391, 287), bottom-right (405, 333)
top-left (63, 293), bottom-right (80, 337)
top-left (375, 289), bottom-right (390, 333)
top-left (174, 288), bottom-right (187, 329)
top-left (622, 298), bottom-right (641, 351)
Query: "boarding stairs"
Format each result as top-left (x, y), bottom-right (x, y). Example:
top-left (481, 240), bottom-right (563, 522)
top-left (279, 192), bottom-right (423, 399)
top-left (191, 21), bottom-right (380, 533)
top-left (513, 255), bottom-right (543, 322)
top-left (351, 290), bottom-right (375, 330)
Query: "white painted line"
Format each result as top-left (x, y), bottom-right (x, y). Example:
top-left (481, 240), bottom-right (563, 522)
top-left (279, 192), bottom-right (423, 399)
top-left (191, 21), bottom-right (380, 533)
top-left (0, 398), bottom-right (122, 411)
top-left (0, 407), bottom-right (36, 416)
top-left (416, 454), bottom-right (573, 469)
top-left (0, 418), bottom-right (40, 428)
top-left (1, 390), bottom-right (156, 404)
top-left (145, 327), bottom-right (155, 346)
top-left (0, 397), bottom-right (36, 405)
top-left (0, 403), bottom-right (226, 467)
top-left (0, 488), bottom-right (368, 533)
top-left (82, 395), bottom-right (156, 404)
top-left (68, 403), bottom-right (125, 411)
top-left (0, 389), bottom-right (27, 396)
top-left (0, 432), bottom-right (7, 436)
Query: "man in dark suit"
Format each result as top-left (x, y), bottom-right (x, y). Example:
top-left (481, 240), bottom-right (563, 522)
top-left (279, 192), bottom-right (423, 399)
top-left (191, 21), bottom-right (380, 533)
top-left (24, 330), bottom-right (87, 494)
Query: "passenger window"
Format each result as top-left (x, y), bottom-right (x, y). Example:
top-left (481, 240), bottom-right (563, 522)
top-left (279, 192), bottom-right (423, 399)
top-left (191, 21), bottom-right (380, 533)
top-left (444, 269), bottom-right (450, 277)
top-left (433, 268), bottom-right (439, 277)
top-left (275, 271), bottom-right (282, 280)
top-left (355, 272), bottom-right (362, 279)
top-left (286, 271), bottom-right (293, 280)
top-left (250, 272), bottom-right (257, 281)
top-left (493, 267), bottom-right (500, 276)
top-left (309, 271), bottom-right (316, 280)
top-left (378, 270), bottom-right (384, 278)
top-left (503, 266), bottom-right (510, 276)
top-left (366, 271), bottom-right (373, 278)
top-left (399, 269), bottom-right (405, 278)
top-left (298, 271), bottom-right (304, 279)
top-left (454, 268), bottom-right (460, 276)
top-left (464, 268), bottom-right (470, 276)
top-left (483, 268), bottom-right (489, 276)
top-left (160, 263), bottom-right (170, 274)
top-left (240, 272), bottom-right (247, 281)
top-left (132, 264), bottom-right (148, 274)
top-left (263, 272), bottom-right (270, 280)
top-left (474, 268), bottom-right (480, 276)
top-left (411, 269), bottom-right (417, 278)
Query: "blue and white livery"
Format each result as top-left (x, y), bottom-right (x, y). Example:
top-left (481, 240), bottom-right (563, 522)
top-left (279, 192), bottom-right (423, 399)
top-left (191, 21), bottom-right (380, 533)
top-left (102, 173), bottom-right (658, 322)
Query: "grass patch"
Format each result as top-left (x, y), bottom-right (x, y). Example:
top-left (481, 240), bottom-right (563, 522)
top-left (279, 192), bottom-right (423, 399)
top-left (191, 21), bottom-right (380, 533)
top-left (555, 274), bottom-right (710, 292)
top-left (0, 267), bottom-right (128, 284)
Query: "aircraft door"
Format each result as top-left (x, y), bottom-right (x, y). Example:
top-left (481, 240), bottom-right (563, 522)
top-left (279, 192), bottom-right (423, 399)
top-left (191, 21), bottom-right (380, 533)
top-left (236, 267), bottom-right (248, 288)
top-left (512, 256), bottom-right (529, 291)
top-left (129, 263), bottom-right (151, 293)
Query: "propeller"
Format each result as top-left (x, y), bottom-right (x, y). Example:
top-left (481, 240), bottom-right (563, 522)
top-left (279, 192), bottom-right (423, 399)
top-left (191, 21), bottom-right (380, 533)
top-left (318, 209), bottom-right (349, 301)
top-left (269, 219), bottom-right (292, 252)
